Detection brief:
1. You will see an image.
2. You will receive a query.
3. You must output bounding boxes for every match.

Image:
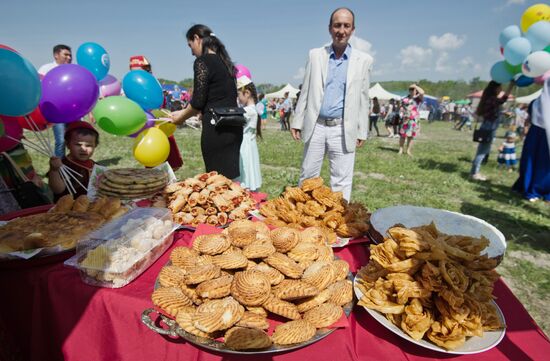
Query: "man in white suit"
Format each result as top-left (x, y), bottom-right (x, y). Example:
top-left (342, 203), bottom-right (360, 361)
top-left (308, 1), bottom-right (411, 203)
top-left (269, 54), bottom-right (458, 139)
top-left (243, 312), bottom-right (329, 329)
top-left (291, 7), bottom-right (372, 201)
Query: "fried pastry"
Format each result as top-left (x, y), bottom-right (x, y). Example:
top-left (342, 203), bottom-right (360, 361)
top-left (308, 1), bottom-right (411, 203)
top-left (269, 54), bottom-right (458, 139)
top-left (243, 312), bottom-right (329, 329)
top-left (287, 242), bottom-right (319, 262)
top-left (253, 262), bottom-right (285, 285)
top-left (300, 227), bottom-right (327, 245)
top-left (332, 260), bottom-right (350, 281)
top-left (212, 252), bottom-right (249, 269)
top-left (231, 270), bottom-right (271, 306)
top-left (303, 303), bottom-right (343, 328)
top-left (151, 286), bottom-right (194, 317)
top-left (242, 242), bottom-right (276, 259)
top-left (235, 312), bottom-right (270, 330)
top-left (262, 294), bottom-right (301, 320)
top-left (72, 195), bottom-right (90, 212)
top-left (184, 264), bottom-right (221, 285)
top-left (193, 233), bottom-right (231, 255)
top-left (193, 296), bottom-right (244, 332)
top-left (327, 280), bottom-right (353, 306)
top-left (179, 282), bottom-right (202, 305)
top-left (315, 244), bottom-right (334, 262)
top-left (227, 225), bottom-right (257, 248)
top-left (265, 253), bottom-right (304, 279)
top-left (296, 288), bottom-right (333, 313)
top-left (224, 327), bottom-right (272, 350)
top-left (302, 261), bottom-right (335, 290)
top-left (170, 247), bottom-right (199, 269)
top-left (51, 194), bottom-right (74, 213)
top-left (300, 177), bottom-right (324, 192)
top-left (272, 320), bottom-right (316, 345)
top-left (176, 311), bottom-right (213, 339)
top-left (246, 306), bottom-right (268, 318)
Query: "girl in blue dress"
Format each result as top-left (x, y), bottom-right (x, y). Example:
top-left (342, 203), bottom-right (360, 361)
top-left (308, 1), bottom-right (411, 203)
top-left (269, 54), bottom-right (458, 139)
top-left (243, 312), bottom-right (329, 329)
top-left (497, 131), bottom-right (517, 171)
top-left (236, 76), bottom-right (262, 191)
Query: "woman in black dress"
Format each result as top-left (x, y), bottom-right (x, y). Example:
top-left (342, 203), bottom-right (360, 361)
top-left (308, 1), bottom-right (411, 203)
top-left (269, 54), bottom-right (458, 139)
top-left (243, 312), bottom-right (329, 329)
top-left (171, 24), bottom-right (243, 179)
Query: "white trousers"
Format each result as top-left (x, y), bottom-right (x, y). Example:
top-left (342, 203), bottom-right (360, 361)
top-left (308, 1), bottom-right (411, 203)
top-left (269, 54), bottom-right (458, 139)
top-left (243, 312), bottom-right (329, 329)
top-left (299, 122), bottom-right (356, 201)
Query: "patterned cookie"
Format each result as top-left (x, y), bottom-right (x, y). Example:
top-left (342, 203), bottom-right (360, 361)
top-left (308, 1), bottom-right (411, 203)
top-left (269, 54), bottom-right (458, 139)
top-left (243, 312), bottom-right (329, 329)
top-left (179, 282), bottom-right (202, 305)
top-left (303, 303), bottom-right (343, 328)
top-left (224, 327), bottom-right (272, 350)
top-left (235, 311), bottom-right (270, 330)
top-left (253, 262), bottom-right (285, 285)
top-left (193, 233), bottom-right (231, 255)
top-left (246, 306), bottom-right (268, 318)
top-left (176, 311), bottom-right (212, 339)
top-left (287, 242), bottom-right (319, 262)
top-left (227, 225), bottom-right (257, 248)
top-left (231, 270), bottom-right (271, 306)
top-left (212, 252), bottom-right (249, 269)
top-left (193, 297), bottom-right (244, 333)
top-left (296, 288), bottom-right (333, 313)
top-left (158, 265), bottom-right (187, 288)
top-left (265, 253), bottom-right (304, 279)
top-left (262, 294), bottom-right (301, 320)
top-left (272, 279), bottom-right (320, 301)
top-left (270, 227), bottom-right (300, 253)
top-left (302, 261), bottom-right (335, 290)
top-left (331, 260), bottom-right (350, 281)
top-left (242, 242), bottom-right (276, 259)
top-left (151, 286), bottom-right (194, 317)
top-left (315, 244), bottom-right (334, 262)
top-left (184, 264), bottom-right (221, 285)
top-left (327, 279), bottom-right (353, 306)
top-left (195, 274), bottom-right (233, 299)
top-left (170, 247), bottom-right (199, 269)
top-left (300, 227), bottom-right (327, 245)
top-left (271, 319), bottom-right (317, 345)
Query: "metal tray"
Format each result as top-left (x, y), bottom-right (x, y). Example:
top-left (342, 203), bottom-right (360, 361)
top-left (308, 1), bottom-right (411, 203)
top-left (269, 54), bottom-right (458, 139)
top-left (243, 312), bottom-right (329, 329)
top-left (142, 260), bottom-right (354, 355)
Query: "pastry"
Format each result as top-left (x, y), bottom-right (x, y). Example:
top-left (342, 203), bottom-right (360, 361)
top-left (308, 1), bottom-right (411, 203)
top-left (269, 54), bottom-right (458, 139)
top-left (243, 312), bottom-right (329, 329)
top-left (271, 320), bottom-right (316, 345)
top-left (224, 327), bottom-right (272, 350)
top-left (303, 303), bottom-right (343, 328)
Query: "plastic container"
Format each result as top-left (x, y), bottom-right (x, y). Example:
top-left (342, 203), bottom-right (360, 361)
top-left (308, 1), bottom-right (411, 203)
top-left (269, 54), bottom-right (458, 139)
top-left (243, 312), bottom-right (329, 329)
top-left (64, 207), bottom-right (178, 288)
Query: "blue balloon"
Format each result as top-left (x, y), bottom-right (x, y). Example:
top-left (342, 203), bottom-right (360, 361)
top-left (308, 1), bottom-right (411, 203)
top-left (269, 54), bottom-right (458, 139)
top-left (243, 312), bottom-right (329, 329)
top-left (499, 25), bottom-right (521, 48)
top-left (490, 61), bottom-right (513, 84)
top-left (504, 37), bottom-right (532, 66)
top-left (515, 74), bottom-right (534, 87)
top-left (526, 21), bottom-right (550, 52)
top-left (122, 70), bottom-right (163, 110)
top-left (0, 49), bottom-right (41, 116)
top-left (76, 42), bottom-right (110, 81)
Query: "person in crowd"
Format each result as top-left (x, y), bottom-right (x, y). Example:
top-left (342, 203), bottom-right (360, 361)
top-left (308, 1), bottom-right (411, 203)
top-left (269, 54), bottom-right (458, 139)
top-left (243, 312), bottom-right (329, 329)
top-left (497, 130), bottom-right (518, 172)
top-left (257, 92), bottom-right (268, 130)
top-left (398, 84), bottom-right (424, 155)
top-left (281, 92), bottom-right (292, 131)
top-left (470, 80), bottom-right (515, 181)
top-left (513, 104), bottom-right (528, 141)
top-left (369, 97), bottom-right (381, 137)
top-left (384, 98), bottom-right (396, 137)
top-left (38, 44), bottom-right (72, 158)
top-left (513, 79), bottom-right (550, 202)
top-left (48, 121), bottom-right (98, 201)
top-left (129, 55), bottom-right (184, 171)
top-left (170, 25), bottom-right (243, 179)
top-left (236, 76), bottom-right (262, 191)
top-left (291, 7), bottom-right (372, 201)
top-left (456, 103), bottom-right (473, 131)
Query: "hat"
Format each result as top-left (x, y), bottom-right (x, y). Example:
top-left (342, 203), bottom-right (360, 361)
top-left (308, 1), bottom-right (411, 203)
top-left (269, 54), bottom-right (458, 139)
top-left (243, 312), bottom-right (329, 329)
top-left (64, 121), bottom-right (99, 142)
top-left (236, 75), bottom-right (252, 89)
top-left (504, 130), bottom-right (517, 138)
top-left (129, 55), bottom-right (151, 70)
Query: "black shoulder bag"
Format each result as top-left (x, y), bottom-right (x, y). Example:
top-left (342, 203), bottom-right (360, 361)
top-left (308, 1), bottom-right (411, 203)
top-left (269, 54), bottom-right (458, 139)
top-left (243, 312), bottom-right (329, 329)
top-left (472, 116), bottom-right (493, 143)
top-left (209, 107), bottom-right (246, 128)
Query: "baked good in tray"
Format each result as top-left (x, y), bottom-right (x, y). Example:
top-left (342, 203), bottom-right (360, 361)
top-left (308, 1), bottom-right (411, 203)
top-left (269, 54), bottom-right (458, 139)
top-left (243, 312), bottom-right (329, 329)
top-left (97, 168), bottom-right (169, 200)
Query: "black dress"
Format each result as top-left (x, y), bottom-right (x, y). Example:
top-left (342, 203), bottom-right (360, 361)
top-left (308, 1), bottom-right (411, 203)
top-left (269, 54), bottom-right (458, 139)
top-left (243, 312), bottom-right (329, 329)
top-left (190, 54), bottom-right (243, 179)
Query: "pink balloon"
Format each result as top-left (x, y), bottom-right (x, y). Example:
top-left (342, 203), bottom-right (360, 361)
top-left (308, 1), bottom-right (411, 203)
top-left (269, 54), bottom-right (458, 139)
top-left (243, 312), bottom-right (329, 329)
top-left (99, 74), bottom-right (121, 97)
top-left (235, 64), bottom-right (251, 79)
top-left (0, 117), bottom-right (23, 152)
top-left (536, 69), bottom-right (550, 84)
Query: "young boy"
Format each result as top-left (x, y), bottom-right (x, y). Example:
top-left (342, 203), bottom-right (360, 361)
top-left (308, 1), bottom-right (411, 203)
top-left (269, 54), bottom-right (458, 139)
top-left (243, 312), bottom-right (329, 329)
top-left (48, 121), bottom-right (99, 201)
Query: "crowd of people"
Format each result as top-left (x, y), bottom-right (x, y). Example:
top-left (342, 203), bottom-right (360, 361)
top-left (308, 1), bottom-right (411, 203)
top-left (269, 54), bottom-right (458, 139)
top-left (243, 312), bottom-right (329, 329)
top-left (1, 7), bottom-right (549, 215)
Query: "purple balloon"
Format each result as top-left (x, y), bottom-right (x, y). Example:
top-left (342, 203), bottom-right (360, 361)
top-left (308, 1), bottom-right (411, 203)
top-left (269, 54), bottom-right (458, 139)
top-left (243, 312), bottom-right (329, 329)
top-left (40, 64), bottom-right (99, 123)
top-left (129, 112), bottom-right (155, 138)
top-left (99, 74), bottom-right (121, 97)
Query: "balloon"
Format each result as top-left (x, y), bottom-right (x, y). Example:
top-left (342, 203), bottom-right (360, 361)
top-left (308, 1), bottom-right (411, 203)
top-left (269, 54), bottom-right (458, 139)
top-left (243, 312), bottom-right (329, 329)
top-left (522, 51), bottom-right (550, 77)
top-left (2, 106), bottom-right (48, 131)
top-left (514, 74), bottom-right (534, 87)
top-left (76, 42), bottom-right (110, 81)
top-left (504, 61), bottom-right (522, 75)
top-left (0, 44), bottom-right (17, 53)
top-left (499, 25), bottom-right (521, 48)
top-left (490, 61), bottom-right (513, 84)
top-left (133, 127), bottom-right (170, 167)
top-left (504, 37), bottom-right (532, 66)
top-left (122, 70), bottom-right (163, 110)
top-left (0, 117), bottom-right (23, 152)
top-left (525, 21), bottom-right (550, 52)
top-left (156, 121), bottom-right (176, 137)
top-left (520, 3), bottom-right (550, 33)
top-left (93, 96), bottom-right (147, 135)
top-left (98, 74), bottom-right (121, 97)
top-left (129, 111), bottom-right (155, 138)
top-left (235, 64), bottom-right (251, 79)
top-left (0, 49), bottom-right (41, 117)
top-left (40, 64), bottom-right (99, 123)
top-left (545, 45), bottom-right (550, 53)
top-left (535, 69), bottom-right (550, 84)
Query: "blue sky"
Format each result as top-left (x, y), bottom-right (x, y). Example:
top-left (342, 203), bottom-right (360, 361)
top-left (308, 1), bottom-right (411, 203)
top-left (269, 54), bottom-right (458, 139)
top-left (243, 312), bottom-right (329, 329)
top-left (0, 0), bottom-right (539, 86)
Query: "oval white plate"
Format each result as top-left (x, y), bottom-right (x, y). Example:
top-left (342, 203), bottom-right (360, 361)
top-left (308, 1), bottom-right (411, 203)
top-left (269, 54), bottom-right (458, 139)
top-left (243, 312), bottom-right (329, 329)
top-left (353, 276), bottom-right (506, 355)
top-left (370, 205), bottom-right (506, 259)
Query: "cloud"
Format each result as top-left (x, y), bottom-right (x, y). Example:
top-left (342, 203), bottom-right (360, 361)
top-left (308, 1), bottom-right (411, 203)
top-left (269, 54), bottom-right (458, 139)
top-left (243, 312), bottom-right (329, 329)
top-left (399, 45), bottom-right (433, 68)
top-left (495, 0), bottom-right (526, 11)
top-left (428, 33), bottom-right (466, 51)
top-left (435, 52), bottom-right (453, 73)
top-left (349, 36), bottom-right (376, 57)
top-left (293, 66), bottom-right (305, 80)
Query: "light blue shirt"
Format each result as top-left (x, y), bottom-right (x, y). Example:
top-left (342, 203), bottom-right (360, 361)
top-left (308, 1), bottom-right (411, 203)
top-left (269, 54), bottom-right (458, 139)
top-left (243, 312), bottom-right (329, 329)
top-left (319, 44), bottom-right (351, 119)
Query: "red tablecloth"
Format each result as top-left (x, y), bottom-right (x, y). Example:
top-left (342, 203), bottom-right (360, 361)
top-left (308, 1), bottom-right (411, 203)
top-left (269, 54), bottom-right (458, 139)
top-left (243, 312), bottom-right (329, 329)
top-left (0, 230), bottom-right (548, 361)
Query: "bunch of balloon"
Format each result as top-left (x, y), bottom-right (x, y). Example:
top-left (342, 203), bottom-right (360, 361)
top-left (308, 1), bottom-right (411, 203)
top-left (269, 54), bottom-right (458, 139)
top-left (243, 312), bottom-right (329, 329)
top-left (122, 70), bottom-right (163, 111)
top-left (99, 74), bottom-right (121, 98)
top-left (0, 117), bottom-right (23, 153)
top-left (492, 4), bottom-right (550, 86)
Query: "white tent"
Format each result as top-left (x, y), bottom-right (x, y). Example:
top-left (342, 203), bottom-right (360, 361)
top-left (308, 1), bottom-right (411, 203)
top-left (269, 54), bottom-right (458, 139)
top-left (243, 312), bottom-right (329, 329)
top-left (368, 83), bottom-right (401, 100)
top-left (265, 84), bottom-right (300, 99)
top-left (515, 89), bottom-right (542, 104)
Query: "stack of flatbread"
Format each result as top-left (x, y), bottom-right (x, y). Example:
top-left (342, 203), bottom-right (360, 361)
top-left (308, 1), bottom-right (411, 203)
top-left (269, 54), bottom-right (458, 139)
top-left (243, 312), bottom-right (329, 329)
top-left (98, 168), bottom-right (168, 200)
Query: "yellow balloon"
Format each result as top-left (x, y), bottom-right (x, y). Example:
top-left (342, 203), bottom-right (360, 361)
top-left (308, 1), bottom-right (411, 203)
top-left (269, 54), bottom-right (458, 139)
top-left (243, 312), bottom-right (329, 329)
top-left (521, 3), bottom-right (550, 33)
top-left (155, 121), bottom-right (176, 137)
top-left (133, 127), bottom-right (170, 167)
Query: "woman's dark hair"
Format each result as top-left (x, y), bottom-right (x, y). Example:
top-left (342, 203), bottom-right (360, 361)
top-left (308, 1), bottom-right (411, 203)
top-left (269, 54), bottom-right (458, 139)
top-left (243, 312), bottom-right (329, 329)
top-left (241, 82), bottom-right (262, 140)
top-left (372, 97), bottom-right (380, 113)
top-left (476, 80), bottom-right (501, 117)
top-left (186, 24), bottom-right (235, 77)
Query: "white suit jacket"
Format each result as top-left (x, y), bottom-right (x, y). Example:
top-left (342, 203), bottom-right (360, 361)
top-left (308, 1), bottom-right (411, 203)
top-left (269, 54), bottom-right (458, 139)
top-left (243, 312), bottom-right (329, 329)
top-left (292, 45), bottom-right (373, 152)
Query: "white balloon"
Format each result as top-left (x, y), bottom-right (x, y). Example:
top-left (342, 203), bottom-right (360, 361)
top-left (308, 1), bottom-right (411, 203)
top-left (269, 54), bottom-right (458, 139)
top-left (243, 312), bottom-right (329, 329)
top-left (522, 51), bottom-right (550, 77)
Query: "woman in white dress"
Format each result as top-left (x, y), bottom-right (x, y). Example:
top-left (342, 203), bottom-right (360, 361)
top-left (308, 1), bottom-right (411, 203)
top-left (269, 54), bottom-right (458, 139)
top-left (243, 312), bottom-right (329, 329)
top-left (236, 76), bottom-right (262, 191)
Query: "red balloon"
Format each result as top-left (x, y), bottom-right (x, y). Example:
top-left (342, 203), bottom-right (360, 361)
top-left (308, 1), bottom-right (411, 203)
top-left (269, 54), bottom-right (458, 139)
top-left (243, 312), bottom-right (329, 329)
top-left (0, 117), bottom-right (23, 152)
top-left (0, 44), bottom-right (17, 53)
top-left (500, 47), bottom-right (504, 55)
top-left (18, 107), bottom-right (49, 131)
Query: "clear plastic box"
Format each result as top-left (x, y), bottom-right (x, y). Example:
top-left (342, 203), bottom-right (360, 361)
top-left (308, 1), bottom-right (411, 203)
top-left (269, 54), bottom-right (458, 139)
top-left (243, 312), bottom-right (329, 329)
top-left (64, 207), bottom-right (178, 288)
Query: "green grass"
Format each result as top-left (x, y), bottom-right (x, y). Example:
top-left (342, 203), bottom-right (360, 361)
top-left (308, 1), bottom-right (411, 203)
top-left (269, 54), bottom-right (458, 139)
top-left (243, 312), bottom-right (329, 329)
top-left (25, 119), bottom-right (550, 335)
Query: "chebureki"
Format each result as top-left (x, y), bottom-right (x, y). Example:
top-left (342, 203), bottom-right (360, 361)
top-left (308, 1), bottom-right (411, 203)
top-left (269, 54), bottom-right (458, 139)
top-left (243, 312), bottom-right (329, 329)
top-left (0, 195), bottom-right (128, 253)
top-left (259, 177), bottom-right (370, 242)
top-left (355, 222), bottom-right (504, 350)
top-left (151, 220), bottom-right (353, 350)
top-left (163, 171), bottom-right (256, 227)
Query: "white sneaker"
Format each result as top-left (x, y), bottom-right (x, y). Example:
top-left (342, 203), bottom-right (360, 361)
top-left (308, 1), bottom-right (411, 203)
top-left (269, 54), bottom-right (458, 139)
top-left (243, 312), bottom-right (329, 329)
top-left (471, 173), bottom-right (487, 181)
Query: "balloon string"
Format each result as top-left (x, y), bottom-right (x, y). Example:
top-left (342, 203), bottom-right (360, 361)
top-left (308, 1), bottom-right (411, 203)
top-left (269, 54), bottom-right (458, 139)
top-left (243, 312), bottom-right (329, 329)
top-left (59, 166), bottom-right (76, 195)
top-left (60, 165), bottom-right (88, 191)
top-left (23, 116), bottom-right (52, 156)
